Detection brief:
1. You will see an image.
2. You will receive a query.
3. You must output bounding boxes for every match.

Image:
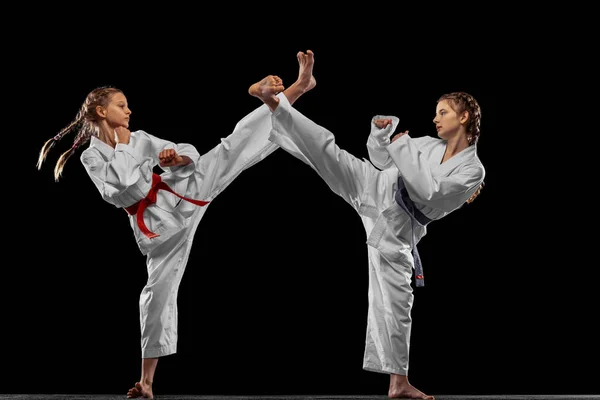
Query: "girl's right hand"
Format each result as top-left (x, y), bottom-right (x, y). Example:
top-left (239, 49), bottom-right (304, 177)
top-left (374, 118), bottom-right (393, 129)
top-left (115, 127), bottom-right (131, 145)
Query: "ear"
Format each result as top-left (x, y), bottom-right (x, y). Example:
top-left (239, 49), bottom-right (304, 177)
top-left (459, 110), bottom-right (469, 125)
top-left (95, 105), bottom-right (107, 118)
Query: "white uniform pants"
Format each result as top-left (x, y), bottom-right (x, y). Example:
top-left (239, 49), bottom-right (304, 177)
top-left (139, 102), bottom-right (278, 358)
top-left (269, 95), bottom-right (414, 375)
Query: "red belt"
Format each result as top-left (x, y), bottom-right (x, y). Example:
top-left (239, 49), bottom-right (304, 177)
top-left (125, 173), bottom-right (209, 239)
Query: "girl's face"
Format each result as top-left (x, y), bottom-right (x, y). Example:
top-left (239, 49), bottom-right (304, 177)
top-left (433, 99), bottom-right (467, 140)
top-left (100, 92), bottom-right (132, 129)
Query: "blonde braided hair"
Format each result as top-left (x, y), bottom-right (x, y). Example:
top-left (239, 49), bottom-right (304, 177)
top-left (37, 86), bottom-right (122, 181)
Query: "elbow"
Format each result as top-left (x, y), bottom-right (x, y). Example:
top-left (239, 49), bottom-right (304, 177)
top-left (409, 183), bottom-right (435, 203)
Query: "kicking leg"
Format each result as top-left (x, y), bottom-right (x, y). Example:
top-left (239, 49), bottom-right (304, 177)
top-left (248, 75), bottom-right (284, 112)
top-left (283, 50), bottom-right (316, 105)
top-left (249, 49), bottom-right (316, 111)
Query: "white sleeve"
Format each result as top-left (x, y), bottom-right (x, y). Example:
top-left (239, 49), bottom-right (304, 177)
top-left (138, 130), bottom-right (200, 179)
top-left (80, 144), bottom-right (146, 199)
top-left (386, 134), bottom-right (485, 211)
top-left (366, 115), bottom-right (400, 170)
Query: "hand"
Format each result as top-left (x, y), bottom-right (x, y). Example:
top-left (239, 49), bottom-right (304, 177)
top-left (159, 149), bottom-right (185, 167)
top-left (373, 118), bottom-right (393, 129)
top-left (391, 130), bottom-right (409, 143)
top-left (115, 127), bottom-right (131, 145)
top-left (466, 182), bottom-right (484, 204)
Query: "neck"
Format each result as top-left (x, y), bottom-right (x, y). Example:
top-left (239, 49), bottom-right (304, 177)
top-left (97, 121), bottom-right (117, 148)
top-left (444, 134), bottom-right (470, 157)
top-left (440, 132), bottom-right (470, 164)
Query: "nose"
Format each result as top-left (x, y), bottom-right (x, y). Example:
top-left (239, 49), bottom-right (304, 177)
top-left (433, 117), bottom-right (439, 124)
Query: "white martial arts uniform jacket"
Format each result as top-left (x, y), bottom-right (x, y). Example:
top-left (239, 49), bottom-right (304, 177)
top-left (365, 115), bottom-right (486, 255)
top-left (79, 103), bottom-right (278, 358)
top-left (80, 106), bottom-right (278, 256)
top-left (267, 94), bottom-right (485, 374)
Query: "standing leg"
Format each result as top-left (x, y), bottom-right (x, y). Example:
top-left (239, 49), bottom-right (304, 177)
top-left (127, 219), bottom-right (198, 399)
top-left (127, 358), bottom-right (158, 399)
top-left (362, 247), bottom-right (433, 399)
top-left (251, 51), bottom-right (433, 398)
top-left (389, 373), bottom-right (434, 399)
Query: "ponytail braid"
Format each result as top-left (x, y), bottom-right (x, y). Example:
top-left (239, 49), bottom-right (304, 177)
top-left (37, 86), bottom-right (122, 181)
top-left (438, 92), bottom-right (484, 205)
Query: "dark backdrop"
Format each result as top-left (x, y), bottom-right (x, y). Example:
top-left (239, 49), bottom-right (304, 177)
top-left (3, 8), bottom-right (596, 397)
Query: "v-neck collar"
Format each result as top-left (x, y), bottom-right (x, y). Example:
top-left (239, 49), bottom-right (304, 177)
top-left (435, 142), bottom-right (478, 174)
top-left (88, 131), bottom-right (138, 159)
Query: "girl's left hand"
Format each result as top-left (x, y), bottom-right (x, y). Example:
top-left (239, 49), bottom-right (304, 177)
top-left (466, 182), bottom-right (484, 204)
top-left (391, 130), bottom-right (409, 143)
top-left (159, 149), bottom-right (185, 167)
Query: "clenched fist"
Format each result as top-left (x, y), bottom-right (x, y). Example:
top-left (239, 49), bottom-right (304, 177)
top-left (466, 182), bottom-right (484, 204)
top-left (115, 127), bottom-right (131, 145)
top-left (373, 118), bottom-right (393, 129)
top-left (159, 149), bottom-right (186, 167)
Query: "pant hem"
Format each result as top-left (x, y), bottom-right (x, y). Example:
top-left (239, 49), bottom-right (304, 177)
top-left (142, 343), bottom-right (177, 358)
top-left (363, 361), bottom-right (408, 375)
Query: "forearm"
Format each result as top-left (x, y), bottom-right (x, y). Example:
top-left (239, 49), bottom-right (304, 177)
top-left (367, 115), bottom-right (399, 170)
top-left (386, 134), bottom-right (435, 200)
top-left (180, 155), bottom-right (193, 166)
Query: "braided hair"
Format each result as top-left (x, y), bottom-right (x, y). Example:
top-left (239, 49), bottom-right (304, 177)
top-left (37, 86), bottom-right (123, 181)
top-left (437, 91), bottom-right (481, 146)
top-left (438, 92), bottom-right (484, 204)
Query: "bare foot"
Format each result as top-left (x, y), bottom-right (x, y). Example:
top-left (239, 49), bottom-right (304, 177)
top-left (282, 50), bottom-right (317, 106)
top-left (294, 49), bottom-right (317, 92)
top-left (127, 381), bottom-right (153, 399)
top-left (389, 374), bottom-right (434, 399)
top-left (248, 75), bottom-right (285, 112)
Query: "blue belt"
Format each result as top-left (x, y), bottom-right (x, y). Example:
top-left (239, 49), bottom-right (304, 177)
top-left (395, 177), bottom-right (432, 287)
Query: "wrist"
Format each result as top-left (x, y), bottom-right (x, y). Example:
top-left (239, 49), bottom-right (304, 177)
top-left (180, 155), bottom-right (192, 166)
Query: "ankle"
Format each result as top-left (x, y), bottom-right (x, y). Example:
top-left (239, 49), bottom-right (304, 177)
top-left (390, 373), bottom-right (409, 386)
top-left (294, 79), bottom-right (309, 92)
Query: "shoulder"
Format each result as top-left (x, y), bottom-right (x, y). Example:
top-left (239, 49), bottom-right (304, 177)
top-left (474, 156), bottom-right (486, 181)
top-left (131, 129), bottom-right (169, 144)
top-left (129, 130), bottom-right (156, 149)
top-left (412, 135), bottom-right (440, 147)
top-left (80, 144), bottom-right (100, 160)
top-left (131, 129), bottom-right (151, 140)
top-left (80, 145), bottom-right (102, 170)
top-left (461, 156), bottom-right (486, 182)
top-left (469, 149), bottom-right (486, 175)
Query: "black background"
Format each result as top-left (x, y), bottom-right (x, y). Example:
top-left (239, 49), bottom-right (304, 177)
top-left (3, 7), bottom-right (597, 397)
